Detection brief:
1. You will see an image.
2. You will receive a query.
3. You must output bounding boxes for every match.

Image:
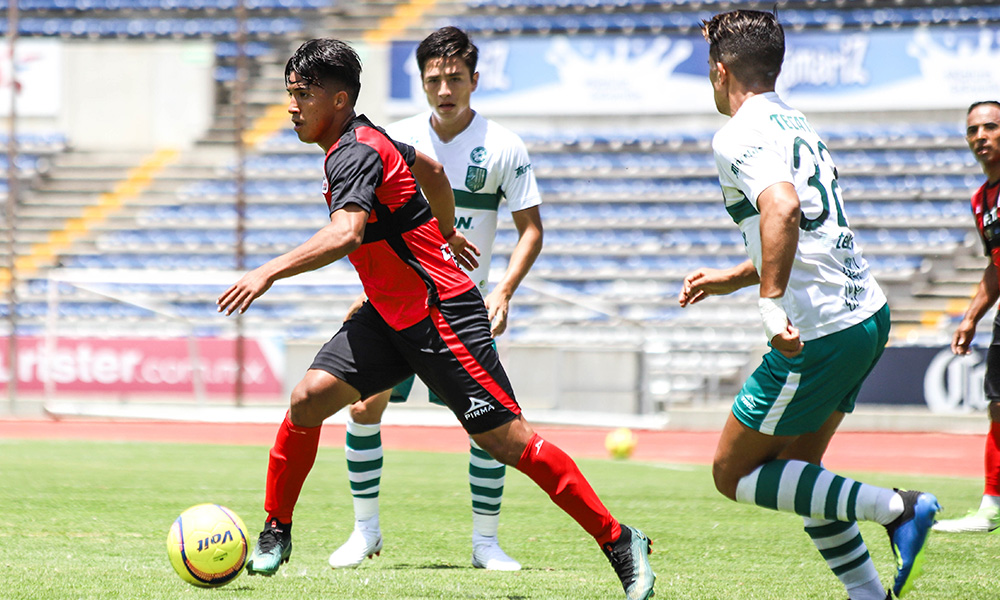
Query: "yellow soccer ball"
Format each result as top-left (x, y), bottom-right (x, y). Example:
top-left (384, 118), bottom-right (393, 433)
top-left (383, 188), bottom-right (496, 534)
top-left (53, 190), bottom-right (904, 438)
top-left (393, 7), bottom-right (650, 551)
top-left (166, 504), bottom-right (249, 587)
top-left (605, 427), bottom-right (637, 460)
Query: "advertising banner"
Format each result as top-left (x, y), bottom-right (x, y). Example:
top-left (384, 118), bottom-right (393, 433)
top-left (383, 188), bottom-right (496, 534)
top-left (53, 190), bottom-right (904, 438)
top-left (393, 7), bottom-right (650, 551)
top-left (856, 345), bottom-right (990, 413)
top-left (388, 26), bottom-right (1000, 116)
top-left (388, 34), bottom-right (712, 116)
top-left (0, 336), bottom-right (283, 395)
top-left (781, 27), bottom-right (1000, 112)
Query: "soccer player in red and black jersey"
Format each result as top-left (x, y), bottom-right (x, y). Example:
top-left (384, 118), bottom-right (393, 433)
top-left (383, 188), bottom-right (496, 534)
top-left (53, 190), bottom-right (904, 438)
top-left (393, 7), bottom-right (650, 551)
top-left (216, 39), bottom-right (655, 600)
top-left (934, 100), bottom-right (1000, 534)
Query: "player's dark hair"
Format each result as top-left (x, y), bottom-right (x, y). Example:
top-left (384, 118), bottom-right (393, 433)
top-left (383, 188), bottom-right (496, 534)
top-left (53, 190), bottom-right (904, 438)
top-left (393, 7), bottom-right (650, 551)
top-left (969, 101), bottom-right (1000, 114)
top-left (285, 38), bottom-right (362, 105)
top-left (702, 9), bottom-right (784, 89)
top-left (416, 26), bottom-right (478, 76)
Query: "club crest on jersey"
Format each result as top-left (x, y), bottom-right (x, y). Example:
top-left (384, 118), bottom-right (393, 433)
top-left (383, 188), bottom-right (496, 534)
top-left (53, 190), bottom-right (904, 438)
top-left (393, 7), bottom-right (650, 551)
top-left (465, 166), bottom-right (487, 192)
top-left (464, 396), bottom-right (494, 420)
top-left (470, 146), bottom-right (487, 164)
top-left (440, 242), bottom-right (457, 263)
top-left (321, 178), bottom-right (329, 195)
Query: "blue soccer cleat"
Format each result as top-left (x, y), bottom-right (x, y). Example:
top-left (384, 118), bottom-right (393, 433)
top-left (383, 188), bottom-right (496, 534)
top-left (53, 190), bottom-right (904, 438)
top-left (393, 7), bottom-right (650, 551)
top-left (602, 524), bottom-right (656, 600)
top-left (885, 490), bottom-right (940, 598)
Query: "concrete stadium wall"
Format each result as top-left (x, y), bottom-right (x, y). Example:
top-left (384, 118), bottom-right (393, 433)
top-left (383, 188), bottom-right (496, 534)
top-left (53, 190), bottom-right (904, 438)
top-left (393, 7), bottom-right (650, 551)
top-left (284, 340), bottom-right (643, 414)
top-left (59, 40), bottom-right (215, 151)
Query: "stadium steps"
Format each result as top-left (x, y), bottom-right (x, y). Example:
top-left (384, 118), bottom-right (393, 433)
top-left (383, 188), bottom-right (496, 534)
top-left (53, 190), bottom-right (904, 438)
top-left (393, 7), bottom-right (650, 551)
top-left (913, 274), bottom-right (980, 302)
top-left (197, 62), bottom-right (288, 147)
top-left (9, 152), bottom-right (145, 244)
top-left (1, 149), bottom-right (181, 279)
top-left (326, 0), bottom-right (470, 40)
top-left (0, 0), bottom-right (350, 289)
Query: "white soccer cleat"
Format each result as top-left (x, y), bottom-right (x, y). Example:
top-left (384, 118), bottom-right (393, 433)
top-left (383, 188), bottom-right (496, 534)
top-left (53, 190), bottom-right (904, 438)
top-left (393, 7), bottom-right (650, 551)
top-left (931, 505), bottom-right (1000, 533)
top-left (329, 524), bottom-right (383, 568)
top-left (471, 534), bottom-right (522, 571)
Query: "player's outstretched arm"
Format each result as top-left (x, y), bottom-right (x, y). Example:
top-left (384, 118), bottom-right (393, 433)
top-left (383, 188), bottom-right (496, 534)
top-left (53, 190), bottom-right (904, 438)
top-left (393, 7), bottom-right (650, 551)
top-left (218, 205), bottom-right (367, 315)
top-left (678, 260), bottom-right (759, 307)
top-left (485, 205), bottom-right (543, 336)
top-left (954, 261), bottom-right (1000, 354)
top-left (410, 150), bottom-right (480, 270)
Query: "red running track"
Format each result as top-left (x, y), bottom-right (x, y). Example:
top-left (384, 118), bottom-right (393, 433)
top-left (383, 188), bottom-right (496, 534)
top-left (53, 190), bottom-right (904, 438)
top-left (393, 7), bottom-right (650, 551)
top-left (0, 418), bottom-right (983, 478)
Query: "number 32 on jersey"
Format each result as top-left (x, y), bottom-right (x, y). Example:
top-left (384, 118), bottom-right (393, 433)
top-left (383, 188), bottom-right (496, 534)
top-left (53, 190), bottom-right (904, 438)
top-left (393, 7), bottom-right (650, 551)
top-left (793, 137), bottom-right (848, 232)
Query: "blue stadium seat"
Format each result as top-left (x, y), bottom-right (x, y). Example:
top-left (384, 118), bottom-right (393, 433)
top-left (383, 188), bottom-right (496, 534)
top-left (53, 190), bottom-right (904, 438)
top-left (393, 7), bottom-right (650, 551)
top-left (7, 16), bottom-right (303, 37)
top-left (453, 3), bottom-right (1000, 33)
top-left (8, 0), bottom-right (332, 10)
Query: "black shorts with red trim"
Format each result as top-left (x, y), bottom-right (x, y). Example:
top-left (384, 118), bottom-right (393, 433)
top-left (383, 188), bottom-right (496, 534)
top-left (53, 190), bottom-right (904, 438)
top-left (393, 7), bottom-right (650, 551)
top-left (309, 287), bottom-right (521, 434)
top-left (986, 310), bottom-right (1000, 403)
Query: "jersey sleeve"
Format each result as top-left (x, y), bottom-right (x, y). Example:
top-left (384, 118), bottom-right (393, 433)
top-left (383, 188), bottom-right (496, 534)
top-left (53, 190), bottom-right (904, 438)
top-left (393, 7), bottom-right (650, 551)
top-left (971, 196), bottom-right (990, 257)
top-left (380, 118), bottom-right (417, 167)
top-left (325, 143), bottom-right (383, 215)
top-left (497, 134), bottom-right (542, 212)
top-left (393, 139), bottom-right (416, 167)
top-left (713, 127), bottom-right (792, 210)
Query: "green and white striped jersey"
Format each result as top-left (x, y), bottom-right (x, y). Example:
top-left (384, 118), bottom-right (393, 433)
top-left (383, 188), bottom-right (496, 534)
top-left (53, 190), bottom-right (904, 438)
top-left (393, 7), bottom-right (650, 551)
top-left (712, 92), bottom-right (886, 341)
top-left (387, 111), bottom-right (542, 294)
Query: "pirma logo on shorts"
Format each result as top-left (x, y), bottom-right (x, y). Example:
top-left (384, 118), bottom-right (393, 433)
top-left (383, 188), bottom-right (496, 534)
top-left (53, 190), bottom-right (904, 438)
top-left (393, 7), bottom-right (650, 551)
top-left (464, 397), bottom-right (494, 420)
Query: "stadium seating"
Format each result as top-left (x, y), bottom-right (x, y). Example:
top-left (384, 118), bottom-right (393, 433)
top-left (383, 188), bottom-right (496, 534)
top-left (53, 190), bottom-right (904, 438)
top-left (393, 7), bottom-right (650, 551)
top-left (4, 16), bottom-right (305, 37)
top-left (11, 0), bottom-right (329, 10)
top-left (37, 118), bottom-right (969, 331)
top-left (453, 2), bottom-right (1000, 34)
top-left (10, 113), bottom-right (976, 352)
top-left (0, 0), bottom-right (334, 40)
top-left (32, 116), bottom-right (962, 357)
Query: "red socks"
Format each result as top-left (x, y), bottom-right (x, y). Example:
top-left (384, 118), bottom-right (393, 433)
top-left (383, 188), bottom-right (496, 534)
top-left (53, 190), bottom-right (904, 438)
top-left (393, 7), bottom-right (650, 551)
top-left (515, 433), bottom-right (621, 546)
top-left (262, 417), bottom-right (622, 547)
top-left (986, 421), bottom-right (1000, 497)
top-left (264, 412), bottom-right (321, 523)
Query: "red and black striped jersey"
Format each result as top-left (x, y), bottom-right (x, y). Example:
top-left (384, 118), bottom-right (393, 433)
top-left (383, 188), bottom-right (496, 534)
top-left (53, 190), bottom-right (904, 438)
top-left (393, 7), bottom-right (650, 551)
top-left (972, 178), bottom-right (1000, 270)
top-left (323, 114), bottom-right (474, 330)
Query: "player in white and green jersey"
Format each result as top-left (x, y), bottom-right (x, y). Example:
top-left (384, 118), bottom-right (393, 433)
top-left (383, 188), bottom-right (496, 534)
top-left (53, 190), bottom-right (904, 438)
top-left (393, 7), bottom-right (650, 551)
top-left (713, 95), bottom-right (886, 348)
top-left (329, 26), bottom-right (543, 573)
top-left (387, 110), bottom-right (540, 297)
top-left (679, 10), bottom-right (939, 600)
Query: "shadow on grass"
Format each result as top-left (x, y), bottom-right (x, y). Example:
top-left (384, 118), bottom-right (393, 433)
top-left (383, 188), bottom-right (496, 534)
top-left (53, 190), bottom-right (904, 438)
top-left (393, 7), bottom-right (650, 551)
top-left (381, 562), bottom-right (538, 572)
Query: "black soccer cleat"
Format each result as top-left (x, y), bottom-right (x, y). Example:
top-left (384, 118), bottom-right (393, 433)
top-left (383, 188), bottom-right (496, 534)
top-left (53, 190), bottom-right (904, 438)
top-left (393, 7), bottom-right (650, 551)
top-left (246, 518), bottom-right (293, 576)
top-left (602, 524), bottom-right (656, 600)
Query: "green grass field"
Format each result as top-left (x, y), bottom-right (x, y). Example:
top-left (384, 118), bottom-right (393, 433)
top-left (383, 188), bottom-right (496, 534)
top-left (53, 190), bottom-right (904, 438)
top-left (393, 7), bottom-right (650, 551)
top-left (0, 438), bottom-right (996, 599)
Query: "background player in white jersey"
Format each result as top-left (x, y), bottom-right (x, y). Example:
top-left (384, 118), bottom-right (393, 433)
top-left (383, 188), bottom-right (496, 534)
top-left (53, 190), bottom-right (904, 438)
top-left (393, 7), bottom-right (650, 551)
top-left (329, 26), bottom-right (543, 571)
top-left (678, 10), bottom-right (939, 600)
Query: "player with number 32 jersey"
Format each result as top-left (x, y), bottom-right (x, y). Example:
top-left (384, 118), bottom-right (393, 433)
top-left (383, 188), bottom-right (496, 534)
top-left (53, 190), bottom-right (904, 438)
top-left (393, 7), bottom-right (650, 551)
top-left (712, 92), bottom-right (886, 340)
